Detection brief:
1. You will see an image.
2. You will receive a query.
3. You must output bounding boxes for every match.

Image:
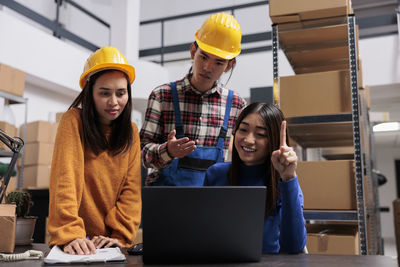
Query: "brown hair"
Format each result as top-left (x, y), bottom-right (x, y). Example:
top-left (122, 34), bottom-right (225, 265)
top-left (227, 102), bottom-right (288, 217)
top-left (69, 69), bottom-right (133, 156)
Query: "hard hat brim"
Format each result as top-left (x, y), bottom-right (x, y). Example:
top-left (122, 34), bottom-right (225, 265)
top-left (195, 31), bottom-right (241, 60)
top-left (79, 63), bottom-right (135, 89)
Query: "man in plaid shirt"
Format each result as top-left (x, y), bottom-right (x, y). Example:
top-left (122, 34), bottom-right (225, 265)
top-left (140, 13), bottom-right (246, 186)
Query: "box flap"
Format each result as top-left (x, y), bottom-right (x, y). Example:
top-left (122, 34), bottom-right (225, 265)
top-left (0, 204), bottom-right (16, 253)
top-left (270, 14), bottom-right (301, 24)
top-left (269, 0), bottom-right (352, 22)
top-left (0, 204), bottom-right (16, 216)
top-left (307, 224), bottom-right (358, 236)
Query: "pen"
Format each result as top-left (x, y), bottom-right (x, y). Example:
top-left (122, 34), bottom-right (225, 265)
top-left (86, 236), bottom-right (90, 241)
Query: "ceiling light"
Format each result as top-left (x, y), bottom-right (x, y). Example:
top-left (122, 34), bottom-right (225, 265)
top-left (373, 122), bottom-right (400, 132)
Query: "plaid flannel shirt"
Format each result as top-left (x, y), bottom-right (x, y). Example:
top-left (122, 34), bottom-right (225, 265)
top-left (140, 75), bottom-right (246, 185)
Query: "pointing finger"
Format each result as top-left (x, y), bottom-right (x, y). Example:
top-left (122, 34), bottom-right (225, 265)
top-left (280, 120), bottom-right (287, 147)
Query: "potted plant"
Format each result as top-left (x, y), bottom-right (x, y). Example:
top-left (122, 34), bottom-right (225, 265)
top-left (5, 190), bottom-right (37, 245)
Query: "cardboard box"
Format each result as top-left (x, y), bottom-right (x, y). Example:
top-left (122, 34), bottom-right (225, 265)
top-left (0, 64), bottom-right (25, 97)
top-left (134, 228), bottom-right (143, 245)
top-left (19, 121), bottom-right (57, 144)
top-left (358, 59), bottom-right (364, 89)
top-left (52, 122), bottom-right (59, 143)
top-left (0, 121), bottom-right (18, 150)
top-left (280, 70), bottom-right (352, 117)
top-left (278, 24), bottom-right (360, 75)
top-left (288, 46), bottom-right (352, 74)
top-left (22, 164), bottom-right (51, 188)
top-left (23, 142), bottom-right (54, 166)
top-left (297, 160), bottom-right (356, 210)
top-left (56, 112), bottom-right (64, 123)
top-left (306, 224), bottom-right (359, 255)
top-left (5, 176), bottom-right (18, 195)
top-left (360, 86), bottom-right (370, 109)
top-left (269, 0), bottom-right (353, 24)
top-left (0, 204), bottom-right (16, 253)
top-left (321, 146), bottom-right (354, 160)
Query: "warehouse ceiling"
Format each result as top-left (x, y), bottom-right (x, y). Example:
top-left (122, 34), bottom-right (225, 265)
top-left (352, 0), bottom-right (398, 38)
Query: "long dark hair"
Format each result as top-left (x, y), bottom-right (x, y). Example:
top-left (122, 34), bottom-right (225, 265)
top-left (188, 42), bottom-right (235, 86)
top-left (227, 102), bottom-right (288, 217)
top-left (69, 69), bottom-right (133, 156)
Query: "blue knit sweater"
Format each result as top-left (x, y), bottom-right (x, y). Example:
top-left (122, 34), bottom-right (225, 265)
top-left (204, 162), bottom-right (306, 254)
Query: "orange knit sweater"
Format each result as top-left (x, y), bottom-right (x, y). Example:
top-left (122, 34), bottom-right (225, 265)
top-left (48, 108), bottom-right (141, 247)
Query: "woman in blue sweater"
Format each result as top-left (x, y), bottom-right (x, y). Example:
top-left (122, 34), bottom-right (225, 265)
top-left (204, 102), bottom-right (306, 254)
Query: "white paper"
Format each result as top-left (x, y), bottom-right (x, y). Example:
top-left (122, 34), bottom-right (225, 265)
top-left (44, 245), bottom-right (126, 264)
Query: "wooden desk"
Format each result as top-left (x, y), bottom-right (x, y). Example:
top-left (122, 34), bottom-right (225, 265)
top-left (4, 243), bottom-right (397, 267)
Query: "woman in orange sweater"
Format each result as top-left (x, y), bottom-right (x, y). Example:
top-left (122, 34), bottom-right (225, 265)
top-left (48, 47), bottom-right (141, 255)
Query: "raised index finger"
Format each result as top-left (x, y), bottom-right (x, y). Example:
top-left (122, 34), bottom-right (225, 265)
top-left (280, 120), bottom-right (287, 147)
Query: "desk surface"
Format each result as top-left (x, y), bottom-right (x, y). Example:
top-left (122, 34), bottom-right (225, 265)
top-left (3, 243), bottom-right (397, 267)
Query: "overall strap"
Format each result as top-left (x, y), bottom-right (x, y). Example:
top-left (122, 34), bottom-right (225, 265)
top-left (170, 82), bottom-right (184, 138)
top-left (216, 90), bottom-right (234, 149)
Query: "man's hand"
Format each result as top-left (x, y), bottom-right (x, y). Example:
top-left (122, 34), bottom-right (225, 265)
top-left (166, 129), bottom-right (196, 158)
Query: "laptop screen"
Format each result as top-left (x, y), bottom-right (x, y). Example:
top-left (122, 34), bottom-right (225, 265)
top-left (142, 186), bottom-right (266, 264)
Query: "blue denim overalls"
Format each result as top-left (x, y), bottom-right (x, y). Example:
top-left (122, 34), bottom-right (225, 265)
top-left (157, 82), bottom-right (234, 186)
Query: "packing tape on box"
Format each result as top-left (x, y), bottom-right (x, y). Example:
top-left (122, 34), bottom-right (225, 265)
top-left (2, 216), bottom-right (14, 223)
top-left (317, 230), bottom-right (330, 252)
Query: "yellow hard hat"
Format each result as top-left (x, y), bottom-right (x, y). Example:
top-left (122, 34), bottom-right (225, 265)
top-left (79, 46), bottom-right (135, 89)
top-left (194, 12), bottom-right (241, 60)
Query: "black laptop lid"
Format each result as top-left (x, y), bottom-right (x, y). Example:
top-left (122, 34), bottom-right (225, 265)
top-left (142, 186), bottom-right (266, 264)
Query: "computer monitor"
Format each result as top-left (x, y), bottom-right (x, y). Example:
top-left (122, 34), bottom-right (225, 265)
top-left (142, 186), bottom-right (266, 264)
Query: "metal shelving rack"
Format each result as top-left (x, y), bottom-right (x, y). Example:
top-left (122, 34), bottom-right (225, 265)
top-left (358, 81), bottom-right (383, 255)
top-left (272, 15), bottom-right (382, 255)
top-left (0, 90), bottom-right (28, 189)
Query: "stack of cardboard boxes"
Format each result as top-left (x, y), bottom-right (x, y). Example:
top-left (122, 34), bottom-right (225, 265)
top-left (0, 63), bottom-right (25, 194)
top-left (0, 63), bottom-right (25, 97)
top-left (269, 0), bottom-right (368, 255)
top-left (19, 121), bottom-right (58, 188)
top-left (0, 63), bottom-right (25, 253)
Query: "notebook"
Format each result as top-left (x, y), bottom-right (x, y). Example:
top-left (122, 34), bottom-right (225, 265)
top-left (142, 186), bottom-right (266, 264)
top-left (44, 246), bottom-right (126, 264)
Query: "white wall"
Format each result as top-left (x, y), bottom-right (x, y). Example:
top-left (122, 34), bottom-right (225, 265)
top-left (359, 35), bottom-right (400, 86)
top-left (375, 144), bottom-right (400, 239)
top-left (0, 0), bottom-right (168, 128)
top-left (131, 60), bottom-right (169, 99)
top-left (0, 10), bottom-right (88, 96)
top-left (9, 83), bottom-right (75, 127)
top-left (13, 0), bottom-right (112, 48)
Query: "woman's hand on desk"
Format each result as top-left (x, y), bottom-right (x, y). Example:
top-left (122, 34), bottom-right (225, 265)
top-left (63, 238), bottom-right (96, 255)
top-left (91, 235), bottom-right (122, 249)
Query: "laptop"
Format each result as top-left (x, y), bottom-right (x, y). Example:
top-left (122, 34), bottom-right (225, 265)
top-left (142, 186), bottom-right (266, 264)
